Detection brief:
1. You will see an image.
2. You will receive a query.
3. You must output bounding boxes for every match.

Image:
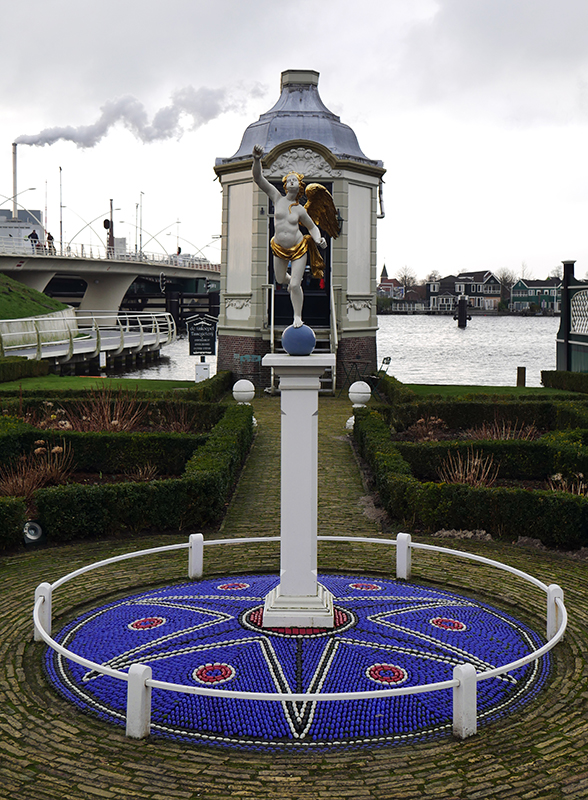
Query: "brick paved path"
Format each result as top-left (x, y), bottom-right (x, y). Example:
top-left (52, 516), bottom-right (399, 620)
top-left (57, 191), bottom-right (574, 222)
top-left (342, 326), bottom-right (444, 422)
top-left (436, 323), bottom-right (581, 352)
top-left (1, 395), bottom-right (588, 799)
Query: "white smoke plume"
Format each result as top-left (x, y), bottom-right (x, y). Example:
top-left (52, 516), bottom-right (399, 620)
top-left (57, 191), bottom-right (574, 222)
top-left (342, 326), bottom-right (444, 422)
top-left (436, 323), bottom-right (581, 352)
top-left (15, 84), bottom-right (264, 147)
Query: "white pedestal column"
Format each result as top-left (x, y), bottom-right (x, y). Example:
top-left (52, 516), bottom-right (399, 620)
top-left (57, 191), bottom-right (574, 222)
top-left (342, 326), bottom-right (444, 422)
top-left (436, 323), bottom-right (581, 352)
top-left (261, 353), bottom-right (336, 628)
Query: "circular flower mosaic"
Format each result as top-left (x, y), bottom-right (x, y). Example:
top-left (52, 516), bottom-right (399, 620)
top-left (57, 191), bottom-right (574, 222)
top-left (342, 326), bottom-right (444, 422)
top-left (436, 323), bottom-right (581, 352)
top-left (45, 574), bottom-right (551, 751)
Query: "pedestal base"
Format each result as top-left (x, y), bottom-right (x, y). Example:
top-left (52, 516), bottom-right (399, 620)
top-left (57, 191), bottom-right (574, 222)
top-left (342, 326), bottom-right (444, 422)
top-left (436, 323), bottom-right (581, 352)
top-left (262, 584), bottom-right (335, 628)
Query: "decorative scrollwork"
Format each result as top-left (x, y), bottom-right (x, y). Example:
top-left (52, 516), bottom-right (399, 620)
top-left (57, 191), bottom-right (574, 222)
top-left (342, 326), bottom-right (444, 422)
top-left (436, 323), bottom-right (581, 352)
top-left (266, 148), bottom-right (341, 178)
top-left (571, 290), bottom-right (588, 334)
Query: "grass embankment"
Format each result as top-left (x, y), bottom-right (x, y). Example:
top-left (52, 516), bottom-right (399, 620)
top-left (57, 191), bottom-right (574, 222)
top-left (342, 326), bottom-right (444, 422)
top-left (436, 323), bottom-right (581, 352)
top-left (406, 383), bottom-right (570, 398)
top-left (0, 272), bottom-right (68, 319)
top-left (0, 374), bottom-right (196, 392)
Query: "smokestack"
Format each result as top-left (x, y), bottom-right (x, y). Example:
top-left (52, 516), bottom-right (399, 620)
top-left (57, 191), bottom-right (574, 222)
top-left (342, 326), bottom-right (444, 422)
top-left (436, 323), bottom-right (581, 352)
top-left (12, 143), bottom-right (17, 220)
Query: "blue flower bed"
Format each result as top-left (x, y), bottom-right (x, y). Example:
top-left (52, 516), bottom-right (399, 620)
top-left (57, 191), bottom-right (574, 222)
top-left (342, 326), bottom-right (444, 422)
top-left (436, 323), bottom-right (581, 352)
top-left (45, 574), bottom-right (550, 751)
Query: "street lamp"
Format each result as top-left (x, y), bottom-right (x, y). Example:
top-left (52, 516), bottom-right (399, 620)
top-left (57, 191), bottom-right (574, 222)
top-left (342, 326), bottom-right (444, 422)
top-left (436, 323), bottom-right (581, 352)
top-left (0, 188), bottom-right (36, 220)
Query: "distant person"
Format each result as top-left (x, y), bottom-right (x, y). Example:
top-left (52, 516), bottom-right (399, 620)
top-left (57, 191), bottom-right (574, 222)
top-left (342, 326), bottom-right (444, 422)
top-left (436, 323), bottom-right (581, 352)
top-left (28, 229), bottom-right (39, 252)
top-left (46, 232), bottom-right (56, 255)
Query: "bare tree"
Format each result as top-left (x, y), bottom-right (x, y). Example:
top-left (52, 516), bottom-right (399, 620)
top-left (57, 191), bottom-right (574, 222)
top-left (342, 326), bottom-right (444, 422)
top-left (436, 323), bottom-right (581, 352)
top-left (549, 265), bottom-right (563, 279)
top-left (396, 265), bottom-right (417, 290)
top-left (495, 267), bottom-right (518, 303)
top-left (520, 261), bottom-right (532, 280)
top-left (426, 270), bottom-right (441, 282)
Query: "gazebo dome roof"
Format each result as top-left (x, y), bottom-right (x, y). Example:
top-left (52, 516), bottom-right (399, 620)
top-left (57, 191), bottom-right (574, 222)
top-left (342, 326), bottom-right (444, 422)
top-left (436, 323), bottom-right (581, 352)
top-left (216, 70), bottom-right (382, 167)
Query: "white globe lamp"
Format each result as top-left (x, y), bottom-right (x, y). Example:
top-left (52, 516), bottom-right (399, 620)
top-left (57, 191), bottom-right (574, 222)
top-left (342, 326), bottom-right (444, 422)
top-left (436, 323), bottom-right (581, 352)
top-left (348, 381), bottom-right (371, 407)
top-left (233, 379), bottom-right (255, 404)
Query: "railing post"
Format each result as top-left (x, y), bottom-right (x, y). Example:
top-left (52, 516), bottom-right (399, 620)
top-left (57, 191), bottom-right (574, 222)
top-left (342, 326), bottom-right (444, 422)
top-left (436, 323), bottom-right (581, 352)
top-left (396, 533), bottom-right (412, 580)
top-left (125, 664), bottom-right (152, 739)
top-left (34, 321), bottom-right (42, 360)
top-left (547, 584), bottom-right (564, 640)
top-left (189, 533), bottom-right (204, 579)
top-left (34, 582), bottom-right (52, 641)
top-left (452, 663), bottom-right (478, 739)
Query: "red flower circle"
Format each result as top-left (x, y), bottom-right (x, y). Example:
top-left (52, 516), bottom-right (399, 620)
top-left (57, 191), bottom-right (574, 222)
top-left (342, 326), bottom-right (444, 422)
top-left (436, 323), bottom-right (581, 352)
top-left (193, 663), bottom-right (235, 685)
top-left (128, 617), bottom-right (166, 631)
top-left (366, 663), bottom-right (408, 685)
top-left (430, 617), bottom-right (467, 631)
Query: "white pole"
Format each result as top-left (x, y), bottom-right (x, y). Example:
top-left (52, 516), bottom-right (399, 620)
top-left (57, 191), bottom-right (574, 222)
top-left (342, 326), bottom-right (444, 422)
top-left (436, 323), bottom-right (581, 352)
top-left (126, 663), bottom-right (152, 739)
top-left (547, 584), bottom-right (564, 640)
top-left (261, 353), bottom-right (336, 628)
top-left (396, 532), bottom-right (412, 580)
top-left (11, 143), bottom-right (17, 220)
top-left (452, 663), bottom-right (478, 739)
top-left (34, 582), bottom-right (52, 641)
top-left (189, 533), bottom-right (204, 579)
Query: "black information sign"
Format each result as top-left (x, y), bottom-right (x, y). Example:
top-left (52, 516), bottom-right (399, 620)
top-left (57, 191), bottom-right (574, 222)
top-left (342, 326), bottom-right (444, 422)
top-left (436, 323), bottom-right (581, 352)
top-left (187, 316), bottom-right (217, 356)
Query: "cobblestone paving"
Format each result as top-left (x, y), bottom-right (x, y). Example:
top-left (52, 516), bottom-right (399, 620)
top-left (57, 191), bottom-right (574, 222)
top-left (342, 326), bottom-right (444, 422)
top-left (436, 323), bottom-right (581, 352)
top-left (1, 395), bottom-right (588, 799)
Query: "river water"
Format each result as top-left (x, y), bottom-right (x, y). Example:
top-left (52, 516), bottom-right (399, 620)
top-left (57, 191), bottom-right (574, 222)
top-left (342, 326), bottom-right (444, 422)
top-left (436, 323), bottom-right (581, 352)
top-left (116, 314), bottom-right (560, 388)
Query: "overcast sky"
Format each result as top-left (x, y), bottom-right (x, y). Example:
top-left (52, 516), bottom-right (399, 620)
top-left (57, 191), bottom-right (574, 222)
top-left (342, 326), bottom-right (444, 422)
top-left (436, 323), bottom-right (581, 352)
top-left (1, 0), bottom-right (587, 281)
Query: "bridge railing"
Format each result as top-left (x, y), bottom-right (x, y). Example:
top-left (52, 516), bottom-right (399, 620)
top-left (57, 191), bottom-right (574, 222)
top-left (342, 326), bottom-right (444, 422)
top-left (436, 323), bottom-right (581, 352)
top-left (0, 239), bottom-right (220, 272)
top-left (0, 310), bottom-right (176, 359)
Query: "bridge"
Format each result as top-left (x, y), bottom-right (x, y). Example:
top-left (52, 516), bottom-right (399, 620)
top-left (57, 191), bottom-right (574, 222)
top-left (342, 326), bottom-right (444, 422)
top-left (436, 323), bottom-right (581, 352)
top-left (0, 239), bottom-right (221, 312)
top-left (0, 309), bottom-right (177, 373)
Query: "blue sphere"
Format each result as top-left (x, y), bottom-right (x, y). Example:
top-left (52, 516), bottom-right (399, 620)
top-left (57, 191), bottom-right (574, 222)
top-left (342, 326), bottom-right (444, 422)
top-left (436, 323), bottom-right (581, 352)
top-left (281, 324), bottom-right (316, 356)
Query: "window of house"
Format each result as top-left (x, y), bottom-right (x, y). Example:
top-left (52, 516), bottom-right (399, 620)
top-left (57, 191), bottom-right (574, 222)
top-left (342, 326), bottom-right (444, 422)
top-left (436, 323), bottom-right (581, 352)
top-left (456, 283), bottom-right (465, 294)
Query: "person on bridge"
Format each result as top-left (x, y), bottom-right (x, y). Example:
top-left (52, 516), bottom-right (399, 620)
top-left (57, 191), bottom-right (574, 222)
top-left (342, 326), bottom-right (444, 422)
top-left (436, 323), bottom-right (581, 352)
top-left (46, 232), bottom-right (56, 255)
top-left (28, 230), bottom-right (39, 252)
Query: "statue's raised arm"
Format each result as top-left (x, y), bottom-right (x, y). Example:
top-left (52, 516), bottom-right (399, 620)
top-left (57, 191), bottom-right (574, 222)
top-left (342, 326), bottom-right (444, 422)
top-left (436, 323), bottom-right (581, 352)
top-left (252, 145), bottom-right (280, 204)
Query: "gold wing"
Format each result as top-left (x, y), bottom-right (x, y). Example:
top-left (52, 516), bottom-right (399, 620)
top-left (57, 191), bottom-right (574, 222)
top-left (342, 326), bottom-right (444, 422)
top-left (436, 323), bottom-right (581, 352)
top-left (304, 184), bottom-right (340, 239)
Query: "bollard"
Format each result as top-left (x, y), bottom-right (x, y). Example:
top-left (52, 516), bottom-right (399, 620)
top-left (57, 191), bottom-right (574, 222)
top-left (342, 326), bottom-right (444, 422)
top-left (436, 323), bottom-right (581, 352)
top-left (453, 663), bottom-right (478, 739)
top-left (396, 533), bottom-right (412, 580)
top-left (34, 582), bottom-right (52, 641)
top-left (189, 533), bottom-right (204, 579)
top-left (547, 584), bottom-right (564, 640)
top-left (517, 366), bottom-right (526, 387)
top-left (126, 663), bottom-right (152, 739)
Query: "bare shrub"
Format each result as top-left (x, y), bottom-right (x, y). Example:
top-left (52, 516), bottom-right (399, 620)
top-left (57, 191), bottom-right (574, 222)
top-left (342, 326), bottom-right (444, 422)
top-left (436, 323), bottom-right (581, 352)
top-left (63, 386), bottom-right (148, 432)
top-left (125, 463), bottom-right (159, 482)
top-left (406, 416), bottom-right (447, 441)
top-left (437, 447), bottom-right (499, 488)
top-left (151, 404), bottom-right (199, 433)
top-left (548, 472), bottom-right (587, 496)
top-left (464, 419), bottom-right (540, 441)
top-left (0, 440), bottom-right (75, 511)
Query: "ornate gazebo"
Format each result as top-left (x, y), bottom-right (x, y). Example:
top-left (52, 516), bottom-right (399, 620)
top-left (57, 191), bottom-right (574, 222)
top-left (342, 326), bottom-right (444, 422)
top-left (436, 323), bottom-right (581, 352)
top-left (214, 69), bottom-right (386, 388)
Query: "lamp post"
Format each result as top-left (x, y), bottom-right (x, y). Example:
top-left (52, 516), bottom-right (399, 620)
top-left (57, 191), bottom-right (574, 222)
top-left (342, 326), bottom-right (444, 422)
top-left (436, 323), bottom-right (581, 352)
top-left (139, 192), bottom-right (144, 258)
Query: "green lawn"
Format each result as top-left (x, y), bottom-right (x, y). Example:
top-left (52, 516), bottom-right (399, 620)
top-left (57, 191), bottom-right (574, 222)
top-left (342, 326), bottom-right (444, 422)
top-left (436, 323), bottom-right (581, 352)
top-left (0, 374), bottom-right (196, 393)
top-left (405, 384), bottom-right (572, 398)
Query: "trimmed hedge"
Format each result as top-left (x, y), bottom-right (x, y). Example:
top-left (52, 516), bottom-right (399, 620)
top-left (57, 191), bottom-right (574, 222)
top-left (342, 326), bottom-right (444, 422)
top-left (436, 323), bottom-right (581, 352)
top-left (0, 497), bottom-right (27, 549)
top-left (0, 415), bottom-right (43, 463)
top-left (393, 440), bottom-right (556, 481)
top-left (353, 406), bottom-right (588, 550)
top-left (381, 472), bottom-right (587, 549)
top-left (542, 370), bottom-right (588, 393)
top-left (33, 403), bottom-right (254, 543)
top-left (0, 398), bottom-right (224, 434)
top-left (0, 357), bottom-right (49, 383)
top-left (382, 399), bottom-right (560, 432)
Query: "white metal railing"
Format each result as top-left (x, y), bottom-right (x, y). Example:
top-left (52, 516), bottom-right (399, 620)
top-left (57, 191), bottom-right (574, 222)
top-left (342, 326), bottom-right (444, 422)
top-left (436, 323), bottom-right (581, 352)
top-left (0, 310), bottom-right (176, 360)
top-left (33, 533), bottom-right (566, 741)
top-left (0, 238), bottom-right (220, 273)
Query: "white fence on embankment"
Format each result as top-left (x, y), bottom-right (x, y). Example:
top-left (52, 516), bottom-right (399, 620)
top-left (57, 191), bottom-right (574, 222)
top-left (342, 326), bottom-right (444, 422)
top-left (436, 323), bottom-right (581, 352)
top-left (0, 309), bottom-right (176, 362)
top-left (33, 533), bottom-right (567, 741)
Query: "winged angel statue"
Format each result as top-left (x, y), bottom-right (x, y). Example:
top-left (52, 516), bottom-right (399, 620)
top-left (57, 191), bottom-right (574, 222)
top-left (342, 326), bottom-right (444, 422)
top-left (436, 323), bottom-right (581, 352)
top-left (252, 144), bottom-right (340, 327)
